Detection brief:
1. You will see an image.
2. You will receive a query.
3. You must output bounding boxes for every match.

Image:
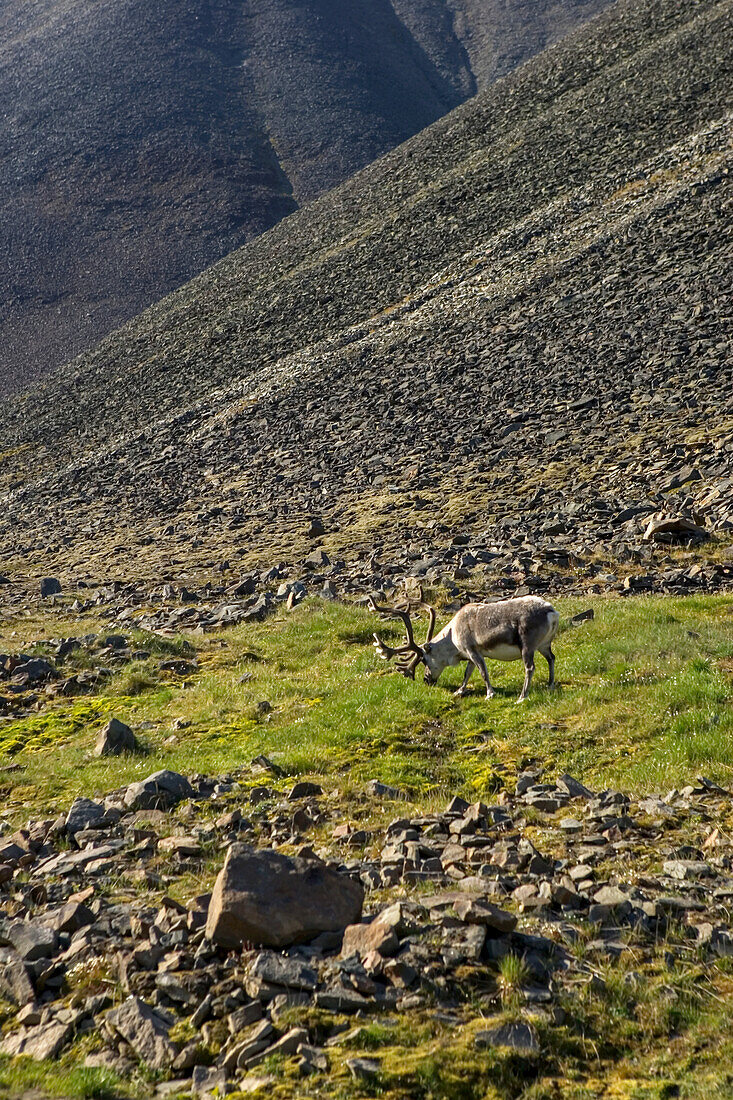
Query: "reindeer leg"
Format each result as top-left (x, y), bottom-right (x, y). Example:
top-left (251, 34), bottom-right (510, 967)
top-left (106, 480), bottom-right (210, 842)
top-left (454, 661), bottom-right (475, 697)
top-left (539, 643), bottom-right (556, 688)
top-left (516, 647), bottom-right (535, 703)
top-left (468, 649), bottom-right (494, 700)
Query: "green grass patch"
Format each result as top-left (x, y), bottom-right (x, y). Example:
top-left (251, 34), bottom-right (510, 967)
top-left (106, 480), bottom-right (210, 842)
top-left (0, 595), bottom-right (731, 822)
top-left (0, 1056), bottom-right (131, 1100)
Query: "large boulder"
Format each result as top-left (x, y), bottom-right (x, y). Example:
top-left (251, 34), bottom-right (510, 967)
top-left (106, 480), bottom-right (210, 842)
top-left (206, 844), bottom-right (363, 950)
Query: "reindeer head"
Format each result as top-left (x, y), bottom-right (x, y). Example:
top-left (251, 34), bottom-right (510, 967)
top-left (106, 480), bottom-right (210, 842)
top-left (368, 588), bottom-right (437, 682)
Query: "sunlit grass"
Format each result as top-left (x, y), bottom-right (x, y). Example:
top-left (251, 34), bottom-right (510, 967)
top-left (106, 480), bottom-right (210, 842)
top-left (0, 595), bottom-right (731, 822)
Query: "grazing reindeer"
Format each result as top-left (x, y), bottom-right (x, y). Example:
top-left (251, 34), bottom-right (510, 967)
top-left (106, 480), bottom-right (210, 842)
top-left (368, 591), bottom-right (559, 703)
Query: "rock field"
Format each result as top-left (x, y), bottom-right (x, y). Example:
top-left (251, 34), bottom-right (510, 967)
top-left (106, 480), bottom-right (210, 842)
top-left (0, 0), bottom-right (730, 589)
top-left (0, 0), bottom-right (731, 1093)
top-left (2, 756), bottom-right (733, 1096)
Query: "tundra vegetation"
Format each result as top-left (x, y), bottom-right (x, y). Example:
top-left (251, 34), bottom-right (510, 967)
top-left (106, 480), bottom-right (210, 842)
top-left (0, 593), bottom-right (732, 1099)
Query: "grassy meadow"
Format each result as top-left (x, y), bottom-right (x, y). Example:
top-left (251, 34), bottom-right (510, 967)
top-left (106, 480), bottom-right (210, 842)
top-left (1, 593), bottom-right (732, 823)
top-left (2, 593), bottom-right (733, 1100)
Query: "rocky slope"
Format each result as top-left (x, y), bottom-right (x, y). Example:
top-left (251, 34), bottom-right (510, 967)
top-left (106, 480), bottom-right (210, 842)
top-left (0, 0), bottom-right (610, 397)
top-left (3, 750), bottom-right (733, 1097)
top-left (0, 0), bottom-right (731, 591)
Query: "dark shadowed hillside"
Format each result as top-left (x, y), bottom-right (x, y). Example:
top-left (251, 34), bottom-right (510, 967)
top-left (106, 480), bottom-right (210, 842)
top-left (0, 0), bottom-right (611, 396)
top-left (0, 0), bottom-right (730, 590)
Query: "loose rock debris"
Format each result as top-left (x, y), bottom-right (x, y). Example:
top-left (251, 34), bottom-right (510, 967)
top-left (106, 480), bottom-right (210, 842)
top-left (0, 765), bottom-right (732, 1093)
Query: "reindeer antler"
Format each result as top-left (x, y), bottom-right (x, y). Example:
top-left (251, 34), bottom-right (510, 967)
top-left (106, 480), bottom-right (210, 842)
top-left (368, 587), bottom-right (437, 679)
top-left (409, 584), bottom-right (437, 644)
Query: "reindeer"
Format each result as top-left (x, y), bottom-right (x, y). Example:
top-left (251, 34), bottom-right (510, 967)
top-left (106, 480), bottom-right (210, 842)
top-left (368, 590), bottom-right (559, 703)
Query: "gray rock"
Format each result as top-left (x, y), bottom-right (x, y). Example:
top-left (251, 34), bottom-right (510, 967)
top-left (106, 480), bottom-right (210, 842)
top-left (124, 769), bottom-right (193, 810)
top-left (663, 860), bottom-right (713, 880)
top-left (207, 844), bottom-right (363, 949)
top-left (40, 577), bottom-right (62, 598)
top-left (0, 953), bottom-right (35, 1005)
top-left (643, 512), bottom-right (707, 543)
top-left (593, 886), bottom-right (633, 907)
top-left (557, 773), bottom-right (594, 798)
top-left (95, 717), bottom-right (140, 757)
top-left (475, 1021), bottom-right (539, 1054)
top-left (524, 795), bottom-right (564, 812)
top-left (192, 1066), bottom-right (227, 1097)
top-left (66, 797), bottom-right (105, 834)
top-left (6, 921), bottom-right (58, 961)
top-left (42, 901), bottom-right (95, 934)
top-left (366, 779), bottom-right (404, 799)
top-left (346, 1057), bottom-right (382, 1080)
top-left (12, 657), bottom-right (57, 683)
top-left (107, 996), bottom-right (178, 1070)
top-left (247, 1027), bottom-right (309, 1067)
top-left (453, 897), bottom-right (517, 934)
top-left (288, 781), bottom-right (323, 800)
top-left (304, 549), bottom-right (330, 569)
top-left (341, 919), bottom-right (399, 959)
top-left (248, 952), bottom-right (318, 991)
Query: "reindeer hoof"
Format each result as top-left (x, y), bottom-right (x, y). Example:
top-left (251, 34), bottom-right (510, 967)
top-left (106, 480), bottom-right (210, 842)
top-left (485, 689), bottom-right (495, 700)
top-left (515, 696), bottom-right (527, 704)
top-left (453, 688), bottom-right (466, 698)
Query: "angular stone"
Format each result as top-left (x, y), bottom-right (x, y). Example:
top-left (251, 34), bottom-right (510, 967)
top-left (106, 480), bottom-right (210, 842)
top-left (288, 781), bottom-right (323, 800)
top-left (475, 1021), bottom-right (539, 1054)
top-left (158, 836), bottom-right (202, 857)
top-left (42, 901), bottom-right (95, 935)
top-left (40, 577), bottom-right (62, 598)
top-left (247, 1027), bottom-right (309, 1067)
top-left (341, 919), bottom-right (398, 959)
top-left (0, 843), bottom-right (25, 866)
top-left (0, 1020), bottom-right (71, 1060)
top-left (6, 921), bottom-right (57, 961)
top-left (377, 901), bottom-right (422, 937)
top-left (66, 797), bottom-right (105, 834)
top-left (124, 770), bottom-right (193, 810)
top-left (557, 774), bottom-right (594, 799)
top-left (643, 513), bottom-right (707, 543)
top-left (346, 1057), bottom-right (381, 1080)
top-left (248, 952), bottom-right (318, 991)
top-left (107, 996), bottom-right (178, 1070)
top-left (453, 897), bottom-right (517, 934)
top-left (192, 1066), bottom-right (227, 1097)
top-left (11, 658), bottom-right (57, 683)
top-left (206, 844), bottom-right (363, 949)
top-left (366, 780), bottom-right (404, 799)
top-left (0, 953), bottom-right (35, 1005)
top-left (95, 717), bottom-right (140, 757)
top-left (663, 860), bottom-right (713, 880)
top-left (593, 886), bottom-right (632, 907)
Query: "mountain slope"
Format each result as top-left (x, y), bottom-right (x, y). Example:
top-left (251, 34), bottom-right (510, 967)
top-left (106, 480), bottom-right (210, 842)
top-left (0, 0), bottom-right (731, 587)
top-left (0, 0), bottom-right (612, 397)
